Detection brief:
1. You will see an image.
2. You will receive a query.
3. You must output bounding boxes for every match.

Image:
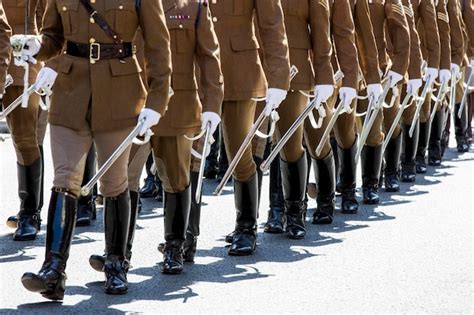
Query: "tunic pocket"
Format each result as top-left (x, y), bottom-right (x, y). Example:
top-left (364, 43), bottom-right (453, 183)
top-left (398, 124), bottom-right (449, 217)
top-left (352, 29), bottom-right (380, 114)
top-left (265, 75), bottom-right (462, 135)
top-left (56, 0), bottom-right (80, 35)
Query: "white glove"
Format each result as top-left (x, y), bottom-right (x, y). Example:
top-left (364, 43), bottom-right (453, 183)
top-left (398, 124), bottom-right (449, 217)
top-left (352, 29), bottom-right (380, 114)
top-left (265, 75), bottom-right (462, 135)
top-left (10, 35), bottom-right (41, 65)
top-left (264, 88), bottom-right (287, 116)
top-left (386, 70), bottom-right (404, 88)
top-left (201, 111), bottom-right (220, 135)
top-left (367, 83), bottom-right (383, 101)
top-left (138, 108), bottom-right (161, 136)
top-left (423, 67), bottom-right (438, 82)
top-left (407, 78), bottom-right (423, 96)
top-left (35, 67), bottom-right (57, 90)
top-left (439, 69), bottom-right (451, 84)
top-left (450, 63), bottom-right (461, 82)
top-left (338, 87), bottom-right (357, 113)
top-left (314, 84), bottom-right (334, 104)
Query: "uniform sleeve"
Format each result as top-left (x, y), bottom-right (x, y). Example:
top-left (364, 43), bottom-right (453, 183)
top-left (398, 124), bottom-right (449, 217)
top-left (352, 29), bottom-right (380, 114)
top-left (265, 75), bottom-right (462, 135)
top-left (195, 2), bottom-right (224, 115)
top-left (447, 0), bottom-right (464, 66)
top-left (385, 0), bottom-right (410, 76)
top-left (436, 0), bottom-right (451, 70)
top-left (140, 0), bottom-right (172, 115)
top-left (0, 3), bottom-right (11, 93)
top-left (403, 0), bottom-right (423, 79)
top-left (464, 0), bottom-right (474, 58)
top-left (331, 0), bottom-right (357, 88)
top-left (35, 0), bottom-right (66, 66)
top-left (418, 0), bottom-right (440, 68)
top-left (353, 0), bottom-right (381, 84)
top-left (255, 0), bottom-right (291, 90)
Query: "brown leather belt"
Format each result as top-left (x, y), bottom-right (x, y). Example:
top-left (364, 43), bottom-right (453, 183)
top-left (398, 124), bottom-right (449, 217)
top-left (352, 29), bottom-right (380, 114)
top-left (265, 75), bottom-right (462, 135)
top-left (66, 41), bottom-right (134, 63)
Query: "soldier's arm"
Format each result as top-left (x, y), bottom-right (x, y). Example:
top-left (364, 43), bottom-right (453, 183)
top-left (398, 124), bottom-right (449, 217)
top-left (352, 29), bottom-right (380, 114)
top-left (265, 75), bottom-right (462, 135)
top-left (255, 0), bottom-right (290, 90)
top-left (447, 0), bottom-right (464, 66)
top-left (331, 0), bottom-right (358, 88)
top-left (419, 0), bottom-right (440, 68)
top-left (353, 0), bottom-right (381, 84)
top-left (35, 0), bottom-right (47, 30)
top-left (384, 0), bottom-right (410, 76)
top-left (35, 0), bottom-right (65, 65)
top-left (140, 0), bottom-right (172, 116)
top-left (403, 0), bottom-right (423, 79)
top-left (463, 0), bottom-right (474, 58)
top-left (0, 3), bottom-right (11, 93)
top-left (195, 1), bottom-right (224, 115)
top-left (436, 0), bottom-right (451, 70)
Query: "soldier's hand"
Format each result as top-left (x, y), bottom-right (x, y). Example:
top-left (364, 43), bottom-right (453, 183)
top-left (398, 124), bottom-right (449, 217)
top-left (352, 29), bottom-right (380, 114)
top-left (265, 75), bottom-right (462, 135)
top-left (314, 84), bottom-right (334, 104)
top-left (138, 108), bottom-right (161, 136)
top-left (338, 87), bottom-right (356, 114)
top-left (450, 63), bottom-right (461, 82)
top-left (407, 79), bottom-right (422, 96)
top-left (439, 69), bottom-right (451, 85)
top-left (424, 67), bottom-right (438, 82)
top-left (367, 83), bottom-right (383, 102)
top-left (35, 67), bottom-right (57, 90)
top-left (264, 88), bottom-right (287, 116)
top-left (386, 70), bottom-right (403, 88)
top-left (10, 35), bottom-right (41, 65)
top-left (201, 111), bottom-right (220, 135)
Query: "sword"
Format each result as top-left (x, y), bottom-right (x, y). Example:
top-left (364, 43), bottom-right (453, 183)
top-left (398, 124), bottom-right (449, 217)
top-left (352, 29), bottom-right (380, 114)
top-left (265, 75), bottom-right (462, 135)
top-left (425, 80), bottom-right (449, 143)
top-left (457, 70), bottom-right (473, 119)
top-left (315, 97), bottom-right (345, 157)
top-left (382, 92), bottom-right (415, 154)
top-left (194, 122), bottom-right (213, 203)
top-left (80, 119), bottom-right (150, 196)
top-left (448, 68), bottom-right (457, 115)
top-left (408, 75), bottom-right (435, 137)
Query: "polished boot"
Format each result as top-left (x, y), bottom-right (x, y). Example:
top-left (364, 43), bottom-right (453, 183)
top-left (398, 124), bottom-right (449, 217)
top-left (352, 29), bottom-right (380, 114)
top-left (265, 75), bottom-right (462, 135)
top-left (416, 122), bottom-right (428, 173)
top-left (264, 155), bottom-right (285, 233)
top-left (361, 145), bottom-right (382, 204)
top-left (139, 153), bottom-right (159, 198)
top-left (76, 146), bottom-right (97, 226)
top-left (103, 191), bottom-right (131, 295)
top-left (338, 141), bottom-right (359, 214)
top-left (428, 110), bottom-right (444, 166)
top-left (183, 172), bottom-right (201, 262)
top-left (161, 187), bottom-right (191, 274)
top-left (254, 155), bottom-right (264, 210)
top-left (330, 137), bottom-right (341, 194)
top-left (21, 190), bottom-right (76, 301)
top-left (454, 103), bottom-right (469, 153)
top-left (89, 190), bottom-right (139, 273)
top-left (228, 174), bottom-right (258, 255)
top-left (216, 138), bottom-right (229, 183)
top-left (312, 151), bottom-right (335, 225)
top-left (204, 128), bottom-right (220, 179)
top-left (281, 155), bottom-right (307, 239)
top-left (13, 159), bottom-right (42, 241)
top-left (401, 123), bottom-right (418, 182)
top-left (384, 133), bottom-right (402, 192)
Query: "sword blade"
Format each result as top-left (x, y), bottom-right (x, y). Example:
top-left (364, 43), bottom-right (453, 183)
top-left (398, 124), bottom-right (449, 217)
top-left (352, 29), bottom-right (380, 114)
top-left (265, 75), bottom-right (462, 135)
top-left (195, 122), bottom-right (212, 203)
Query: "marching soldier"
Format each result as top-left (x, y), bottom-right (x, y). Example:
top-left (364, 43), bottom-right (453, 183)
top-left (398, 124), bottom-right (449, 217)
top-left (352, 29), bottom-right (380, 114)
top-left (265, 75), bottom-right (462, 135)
top-left (18, 0), bottom-right (171, 299)
top-left (2, 0), bottom-right (47, 241)
top-left (209, 0), bottom-right (290, 255)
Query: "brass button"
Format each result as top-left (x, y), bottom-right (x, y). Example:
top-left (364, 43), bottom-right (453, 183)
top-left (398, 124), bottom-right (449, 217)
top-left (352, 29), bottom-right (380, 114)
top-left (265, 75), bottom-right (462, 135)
top-left (212, 17), bottom-right (217, 22)
top-left (179, 24), bottom-right (183, 28)
top-left (62, 6), bottom-right (67, 11)
top-left (89, 38), bottom-right (96, 43)
top-left (90, 17), bottom-right (95, 23)
top-left (91, 0), bottom-right (96, 3)
top-left (119, 5), bottom-right (124, 9)
top-left (90, 59), bottom-right (96, 64)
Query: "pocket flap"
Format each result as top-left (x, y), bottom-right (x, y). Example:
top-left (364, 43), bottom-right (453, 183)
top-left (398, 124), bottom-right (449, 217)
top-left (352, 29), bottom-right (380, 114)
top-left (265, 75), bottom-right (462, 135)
top-left (109, 58), bottom-right (140, 76)
top-left (230, 34), bottom-right (260, 52)
top-left (56, 0), bottom-right (79, 12)
top-left (58, 56), bottom-right (74, 74)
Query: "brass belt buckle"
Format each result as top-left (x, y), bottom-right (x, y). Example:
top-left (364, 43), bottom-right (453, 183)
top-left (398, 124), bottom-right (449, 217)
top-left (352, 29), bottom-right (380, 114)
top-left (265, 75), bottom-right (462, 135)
top-left (89, 43), bottom-right (100, 64)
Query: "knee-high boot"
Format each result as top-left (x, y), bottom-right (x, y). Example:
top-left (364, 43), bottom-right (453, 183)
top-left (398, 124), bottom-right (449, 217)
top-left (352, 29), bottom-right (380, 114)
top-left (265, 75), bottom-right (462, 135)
top-left (338, 141), bottom-right (359, 213)
top-left (401, 123), bottom-right (418, 182)
top-left (264, 153), bottom-right (285, 233)
top-left (383, 132), bottom-right (402, 192)
top-left (312, 151), bottom-right (335, 224)
top-left (361, 145), bottom-right (383, 204)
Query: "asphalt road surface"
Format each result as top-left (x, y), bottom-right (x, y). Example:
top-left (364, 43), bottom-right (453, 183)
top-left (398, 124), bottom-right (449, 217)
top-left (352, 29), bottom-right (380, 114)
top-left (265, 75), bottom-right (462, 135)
top-left (0, 128), bottom-right (473, 313)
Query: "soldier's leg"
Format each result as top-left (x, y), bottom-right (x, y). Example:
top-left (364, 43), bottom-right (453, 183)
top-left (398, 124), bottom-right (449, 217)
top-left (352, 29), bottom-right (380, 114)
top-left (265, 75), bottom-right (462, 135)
top-left (251, 100), bottom-right (269, 207)
top-left (204, 127), bottom-right (220, 179)
top-left (334, 97), bottom-right (359, 213)
top-left (221, 100), bottom-right (258, 256)
top-left (416, 88), bottom-right (432, 173)
top-left (428, 99), bottom-right (448, 166)
top-left (76, 145), bottom-right (97, 226)
top-left (139, 153), bottom-right (162, 199)
top-left (153, 136), bottom-right (192, 274)
top-left (22, 124), bottom-right (91, 301)
top-left (3, 86), bottom-right (42, 241)
top-left (401, 91), bottom-right (419, 182)
top-left (382, 86), bottom-right (402, 192)
top-left (454, 73), bottom-right (469, 153)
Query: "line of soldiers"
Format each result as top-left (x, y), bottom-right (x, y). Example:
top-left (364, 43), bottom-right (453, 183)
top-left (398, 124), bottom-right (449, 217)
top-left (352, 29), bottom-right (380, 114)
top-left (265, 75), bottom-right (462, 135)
top-left (0, 0), bottom-right (472, 301)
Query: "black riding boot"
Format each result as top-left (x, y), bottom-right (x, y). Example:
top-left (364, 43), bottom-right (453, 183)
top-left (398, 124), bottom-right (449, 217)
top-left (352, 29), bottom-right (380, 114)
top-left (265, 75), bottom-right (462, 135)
top-left (103, 191), bottom-right (131, 294)
top-left (454, 103), bottom-right (469, 153)
top-left (312, 151), bottom-right (336, 224)
top-left (401, 123), bottom-right (418, 182)
top-left (281, 155), bottom-right (307, 239)
top-left (139, 153), bottom-right (160, 199)
top-left (21, 190), bottom-right (76, 301)
top-left (204, 128), bottom-right (220, 179)
top-left (416, 122), bottom-right (429, 173)
top-left (428, 110), bottom-right (444, 166)
top-left (183, 172), bottom-right (201, 262)
top-left (330, 137), bottom-right (341, 194)
top-left (12, 159), bottom-right (42, 241)
top-left (76, 146), bottom-right (97, 226)
top-left (361, 145), bottom-right (383, 204)
top-left (264, 154), bottom-right (285, 233)
top-left (384, 133), bottom-right (402, 192)
top-left (228, 174), bottom-right (258, 255)
top-left (217, 137), bottom-right (229, 183)
top-left (338, 141), bottom-right (359, 213)
top-left (161, 187), bottom-right (191, 274)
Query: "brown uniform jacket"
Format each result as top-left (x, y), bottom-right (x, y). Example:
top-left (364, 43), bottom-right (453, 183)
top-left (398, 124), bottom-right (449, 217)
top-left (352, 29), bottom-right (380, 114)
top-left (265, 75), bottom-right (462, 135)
top-left (154, 0), bottom-right (224, 136)
top-left (36, 0), bottom-right (172, 132)
top-left (434, 0), bottom-right (451, 70)
top-left (412, 0), bottom-right (441, 69)
top-left (0, 4), bottom-right (12, 93)
top-left (209, 0), bottom-right (290, 101)
top-left (350, 0), bottom-right (382, 85)
top-left (402, 0), bottom-right (423, 79)
top-left (447, 0), bottom-right (465, 66)
top-left (330, 0), bottom-right (359, 89)
top-left (279, 0), bottom-right (334, 91)
top-left (3, 0), bottom-right (46, 87)
top-left (368, 0), bottom-right (410, 76)
top-left (463, 0), bottom-right (474, 57)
